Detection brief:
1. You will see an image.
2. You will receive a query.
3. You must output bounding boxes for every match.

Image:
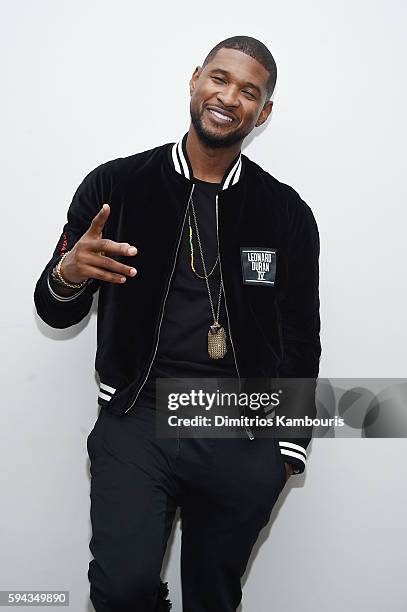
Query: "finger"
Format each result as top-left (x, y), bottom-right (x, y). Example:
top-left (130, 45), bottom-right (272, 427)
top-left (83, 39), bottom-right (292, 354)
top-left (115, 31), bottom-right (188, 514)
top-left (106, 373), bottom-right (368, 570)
top-left (79, 262), bottom-right (136, 284)
top-left (95, 238), bottom-right (138, 257)
top-left (88, 203), bottom-right (111, 236)
top-left (83, 251), bottom-right (138, 279)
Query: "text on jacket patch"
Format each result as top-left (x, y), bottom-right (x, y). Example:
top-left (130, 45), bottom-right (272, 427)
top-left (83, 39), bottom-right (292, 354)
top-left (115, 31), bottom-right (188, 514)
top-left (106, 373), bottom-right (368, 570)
top-left (240, 247), bottom-right (277, 286)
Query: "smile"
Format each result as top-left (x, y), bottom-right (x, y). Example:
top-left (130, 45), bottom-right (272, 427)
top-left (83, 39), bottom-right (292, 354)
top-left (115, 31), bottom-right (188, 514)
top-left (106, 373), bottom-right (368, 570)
top-left (206, 108), bottom-right (235, 124)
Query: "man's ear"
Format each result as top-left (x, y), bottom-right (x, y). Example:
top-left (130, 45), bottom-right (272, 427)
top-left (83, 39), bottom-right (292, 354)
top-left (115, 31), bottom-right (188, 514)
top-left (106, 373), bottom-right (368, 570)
top-left (189, 66), bottom-right (202, 96)
top-left (255, 100), bottom-right (274, 127)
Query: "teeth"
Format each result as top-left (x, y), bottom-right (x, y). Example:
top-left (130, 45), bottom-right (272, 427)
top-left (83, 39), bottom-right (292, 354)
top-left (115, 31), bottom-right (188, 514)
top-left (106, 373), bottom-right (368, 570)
top-left (209, 109), bottom-right (233, 122)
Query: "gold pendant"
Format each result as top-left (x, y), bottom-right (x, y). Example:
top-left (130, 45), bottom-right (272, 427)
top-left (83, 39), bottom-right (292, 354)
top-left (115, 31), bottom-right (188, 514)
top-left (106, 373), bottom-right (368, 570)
top-left (208, 323), bottom-right (227, 359)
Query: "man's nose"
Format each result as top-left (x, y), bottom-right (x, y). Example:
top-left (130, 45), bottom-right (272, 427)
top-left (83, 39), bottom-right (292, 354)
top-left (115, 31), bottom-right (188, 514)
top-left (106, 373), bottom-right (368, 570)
top-left (217, 86), bottom-right (240, 107)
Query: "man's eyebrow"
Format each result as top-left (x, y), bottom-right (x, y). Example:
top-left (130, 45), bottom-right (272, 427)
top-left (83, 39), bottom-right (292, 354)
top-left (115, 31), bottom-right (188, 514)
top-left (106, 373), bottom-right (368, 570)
top-left (209, 68), bottom-right (262, 94)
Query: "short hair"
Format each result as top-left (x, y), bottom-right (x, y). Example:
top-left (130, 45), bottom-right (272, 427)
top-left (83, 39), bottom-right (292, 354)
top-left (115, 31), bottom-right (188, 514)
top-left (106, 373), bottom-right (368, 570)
top-left (201, 35), bottom-right (277, 100)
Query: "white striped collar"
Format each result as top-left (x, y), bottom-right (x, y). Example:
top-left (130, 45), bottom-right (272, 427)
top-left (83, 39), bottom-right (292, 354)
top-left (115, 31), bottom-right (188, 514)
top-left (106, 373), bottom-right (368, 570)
top-left (169, 133), bottom-right (243, 191)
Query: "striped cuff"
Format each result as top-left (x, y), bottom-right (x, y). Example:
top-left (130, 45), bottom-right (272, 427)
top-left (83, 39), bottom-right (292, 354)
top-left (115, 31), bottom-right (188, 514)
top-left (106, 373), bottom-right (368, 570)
top-left (47, 272), bottom-right (89, 302)
top-left (278, 441), bottom-right (307, 474)
top-left (98, 381), bottom-right (117, 404)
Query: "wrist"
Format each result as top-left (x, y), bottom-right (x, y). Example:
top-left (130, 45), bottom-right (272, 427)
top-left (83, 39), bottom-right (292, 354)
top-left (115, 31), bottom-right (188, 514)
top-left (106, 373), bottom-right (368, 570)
top-left (54, 251), bottom-right (89, 289)
top-left (49, 266), bottom-right (83, 296)
top-left (284, 462), bottom-right (299, 477)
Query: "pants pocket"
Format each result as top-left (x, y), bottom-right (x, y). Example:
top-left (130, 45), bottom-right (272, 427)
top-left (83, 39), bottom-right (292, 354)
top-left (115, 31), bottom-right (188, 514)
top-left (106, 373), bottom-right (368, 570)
top-left (87, 407), bottom-right (107, 461)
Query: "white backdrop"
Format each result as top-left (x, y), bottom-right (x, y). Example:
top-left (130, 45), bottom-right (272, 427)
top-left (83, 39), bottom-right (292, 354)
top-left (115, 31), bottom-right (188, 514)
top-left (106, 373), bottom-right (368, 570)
top-left (1, 0), bottom-right (406, 610)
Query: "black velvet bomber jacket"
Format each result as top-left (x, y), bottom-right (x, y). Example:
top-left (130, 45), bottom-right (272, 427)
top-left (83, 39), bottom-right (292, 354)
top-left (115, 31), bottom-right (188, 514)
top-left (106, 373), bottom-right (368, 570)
top-left (34, 133), bottom-right (321, 475)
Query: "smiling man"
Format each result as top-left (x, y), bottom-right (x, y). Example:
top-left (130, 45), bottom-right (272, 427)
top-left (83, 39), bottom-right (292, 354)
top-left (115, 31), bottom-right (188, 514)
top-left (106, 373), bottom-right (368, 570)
top-left (34, 35), bottom-right (321, 612)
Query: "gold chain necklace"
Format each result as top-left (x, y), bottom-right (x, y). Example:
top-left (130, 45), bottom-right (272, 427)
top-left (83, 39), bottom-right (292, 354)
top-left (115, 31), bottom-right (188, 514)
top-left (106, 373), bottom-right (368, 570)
top-left (189, 196), bottom-right (227, 359)
top-left (188, 214), bottom-right (219, 278)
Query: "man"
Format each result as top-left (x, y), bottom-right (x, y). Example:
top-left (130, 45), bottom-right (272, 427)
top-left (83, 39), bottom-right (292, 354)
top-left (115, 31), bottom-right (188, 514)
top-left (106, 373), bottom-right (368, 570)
top-left (34, 35), bottom-right (321, 612)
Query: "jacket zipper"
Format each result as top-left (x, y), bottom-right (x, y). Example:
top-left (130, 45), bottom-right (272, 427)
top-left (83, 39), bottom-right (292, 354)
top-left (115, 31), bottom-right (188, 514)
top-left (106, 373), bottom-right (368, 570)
top-left (124, 183), bottom-right (196, 415)
top-left (215, 194), bottom-right (254, 441)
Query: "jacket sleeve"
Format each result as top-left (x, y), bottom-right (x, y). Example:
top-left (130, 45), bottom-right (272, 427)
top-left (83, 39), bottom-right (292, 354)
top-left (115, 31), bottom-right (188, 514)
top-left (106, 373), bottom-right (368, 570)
top-left (33, 162), bottom-right (113, 329)
top-left (276, 186), bottom-right (322, 474)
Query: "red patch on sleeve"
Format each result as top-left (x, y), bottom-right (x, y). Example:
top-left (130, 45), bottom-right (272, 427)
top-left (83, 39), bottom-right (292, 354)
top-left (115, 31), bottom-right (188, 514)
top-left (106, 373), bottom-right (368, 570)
top-left (60, 232), bottom-right (68, 255)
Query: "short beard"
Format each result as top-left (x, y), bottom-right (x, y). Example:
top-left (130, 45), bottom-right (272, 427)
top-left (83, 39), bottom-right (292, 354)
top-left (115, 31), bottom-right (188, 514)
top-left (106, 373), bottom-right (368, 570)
top-left (190, 101), bottom-right (250, 149)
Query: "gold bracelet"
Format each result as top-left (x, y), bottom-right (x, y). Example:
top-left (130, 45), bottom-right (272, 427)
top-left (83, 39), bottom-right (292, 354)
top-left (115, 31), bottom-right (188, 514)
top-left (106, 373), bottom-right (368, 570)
top-left (55, 251), bottom-right (88, 289)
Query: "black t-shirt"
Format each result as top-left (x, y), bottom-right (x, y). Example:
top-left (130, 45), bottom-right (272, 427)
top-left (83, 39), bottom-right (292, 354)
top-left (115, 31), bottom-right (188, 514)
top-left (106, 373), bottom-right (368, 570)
top-left (136, 177), bottom-right (238, 408)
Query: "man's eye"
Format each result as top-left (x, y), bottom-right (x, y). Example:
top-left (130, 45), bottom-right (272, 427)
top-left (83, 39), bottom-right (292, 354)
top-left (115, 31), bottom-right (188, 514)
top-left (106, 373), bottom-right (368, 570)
top-left (212, 76), bottom-right (226, 84)
top-left (242, 90), bottom-right (256, 99)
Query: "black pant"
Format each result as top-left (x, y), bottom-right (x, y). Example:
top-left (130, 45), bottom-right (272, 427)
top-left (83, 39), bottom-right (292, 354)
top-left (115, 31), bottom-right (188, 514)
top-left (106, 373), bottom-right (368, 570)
top-left (87, 404), bottom-right (286, 611)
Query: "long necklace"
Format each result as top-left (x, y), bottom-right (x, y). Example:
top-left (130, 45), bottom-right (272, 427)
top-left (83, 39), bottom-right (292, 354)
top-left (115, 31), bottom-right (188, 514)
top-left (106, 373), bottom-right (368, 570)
top-left (190, 196), bottom-right (227, 359)
top-left (188, 214), bottom-right (219, 278)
